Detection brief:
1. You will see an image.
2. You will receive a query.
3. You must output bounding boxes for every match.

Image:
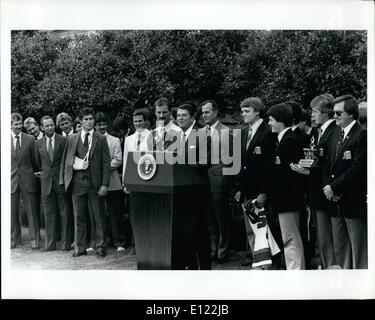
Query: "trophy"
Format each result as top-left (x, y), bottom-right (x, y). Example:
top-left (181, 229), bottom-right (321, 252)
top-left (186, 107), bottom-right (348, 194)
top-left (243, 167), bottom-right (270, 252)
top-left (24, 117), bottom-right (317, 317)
top-left (298, 136), bottom-right (318, 168)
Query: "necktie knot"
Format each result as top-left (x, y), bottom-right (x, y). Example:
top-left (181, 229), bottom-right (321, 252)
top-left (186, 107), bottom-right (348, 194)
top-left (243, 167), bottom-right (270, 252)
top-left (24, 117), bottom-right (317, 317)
top-left (15, 134), bottom-right (20, 140)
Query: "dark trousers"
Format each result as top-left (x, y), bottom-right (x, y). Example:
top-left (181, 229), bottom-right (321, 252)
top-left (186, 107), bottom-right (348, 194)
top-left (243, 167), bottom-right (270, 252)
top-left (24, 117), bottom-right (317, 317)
top-left (208, 191), bottom-right (231, 259)
top-left (72, 185), bottom-right (107, 254)
top-left (106, 190), bottom-right (126, 248)
top-left (43, 190), bottom-right (73, 250)
top-left (11, 184), bottom-right (40, 248)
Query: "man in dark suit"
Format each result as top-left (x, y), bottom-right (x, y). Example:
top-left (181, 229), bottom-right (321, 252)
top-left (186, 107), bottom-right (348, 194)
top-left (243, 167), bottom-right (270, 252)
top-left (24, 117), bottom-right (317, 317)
top-left (176, 102), bottom-right (211, 270)
top-left (291, 94), bottom-right (340, 269)
top-left (234, 97), bottom-right (279, 265)
top-left (60, 107), bottom-right (111, 258)
top-left (322, 95), bottom-right (367, 269)
top-left (11, 113), bottom-right (40, 249)
top-left (263, 103), bottom-right (306, 269)
top-left (199, 100), bottom-right (233, 263)
top-left (35, 116), bottom-right (73, 251)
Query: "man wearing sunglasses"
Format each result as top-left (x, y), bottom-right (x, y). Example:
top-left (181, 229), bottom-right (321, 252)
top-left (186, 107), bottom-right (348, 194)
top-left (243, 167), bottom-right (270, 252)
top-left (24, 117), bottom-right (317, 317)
top-left (322, 95), bottom-right (367, 269)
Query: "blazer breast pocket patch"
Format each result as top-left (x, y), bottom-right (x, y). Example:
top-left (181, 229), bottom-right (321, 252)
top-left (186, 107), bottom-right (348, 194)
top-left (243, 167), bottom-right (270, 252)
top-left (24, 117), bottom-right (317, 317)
top-left (343, 150), bottom-right (352, 160)
top-left (253, 146), bottom-right (262, 155)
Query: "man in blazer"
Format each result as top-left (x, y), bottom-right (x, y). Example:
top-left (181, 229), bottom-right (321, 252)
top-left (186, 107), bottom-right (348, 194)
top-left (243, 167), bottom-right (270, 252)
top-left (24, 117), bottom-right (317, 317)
top-left (323, 95), bottom-right (367, 269)
top-left (11, 113), bottom-right (40, 249)
top-left (234, 97), bottom-right (279, 265)
top-left (199, 100), bottom-right (233, 263)
top-left (291, 94), bottom-right (340, 269)
top-left (60, 107), bottom-right (111, 258)
top-left (35, 116), bottom-right (72, 251)
top-left (95, 112), bottom-right (127, 251)
top-left (263, 103), bottom-right (306, 270)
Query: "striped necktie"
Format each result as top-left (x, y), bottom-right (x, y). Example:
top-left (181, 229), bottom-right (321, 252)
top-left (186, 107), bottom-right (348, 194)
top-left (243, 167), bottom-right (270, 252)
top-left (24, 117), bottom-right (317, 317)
top-left (335, 130), bottom-right (345, 159)
top-left (137, 132), bottom-right (142, 151)
top-left (15, 135), bottom-right (21, 161)
top-left (246, 127), bottom-right (253, 151)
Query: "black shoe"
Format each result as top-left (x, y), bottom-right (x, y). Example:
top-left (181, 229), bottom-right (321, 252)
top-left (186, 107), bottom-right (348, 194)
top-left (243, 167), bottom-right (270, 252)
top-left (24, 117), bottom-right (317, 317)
top-left (72, 251), bottom-right (87, 257)
top-left (96, 248), bottom-right (106, 258)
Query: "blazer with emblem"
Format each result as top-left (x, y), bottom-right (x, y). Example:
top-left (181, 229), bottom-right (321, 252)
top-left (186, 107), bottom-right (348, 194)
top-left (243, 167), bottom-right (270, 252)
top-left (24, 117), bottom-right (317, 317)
top-left (11, 133), bottom-right (38, 194)
top-left (199, 121), bottom-right (233, 193)
top-left (236, 120), bottom-right (277, 200)
top-left (308, 120), bottom-right (340, 210)
top-left (264, 128), bottom-right (305, 213)
top-left (36, 134), bottom-right (67, 195)
top-left (59, 131), bottom-right (111, 192)
top-left (323, 121), bottom-right (367, 218)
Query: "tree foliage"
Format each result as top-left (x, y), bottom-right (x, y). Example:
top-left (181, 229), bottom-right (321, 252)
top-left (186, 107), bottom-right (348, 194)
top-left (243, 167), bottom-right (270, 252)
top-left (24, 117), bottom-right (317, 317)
top-left (11, 30), bottom-right (367, 122)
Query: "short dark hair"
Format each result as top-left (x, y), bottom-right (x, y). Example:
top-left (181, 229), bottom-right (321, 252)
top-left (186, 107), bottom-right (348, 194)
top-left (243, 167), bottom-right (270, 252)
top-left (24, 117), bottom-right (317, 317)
top-left (178, 102), bottom-right (197, 118)
top-left (240, 97), bottom-right (265, 118)
top-left (333, 95), bottom-right (359, 120)
top-left (133, 108), bottom-right (149, 121)
top-left (267, 103), bottom-right (294, 127)
top-left (154, 97), bottom-right (171, 110)
top-left (300, 110), bottom-right (311, 127)
top-left (112, 116), bottom-right (129, 132)
top-left (310, 93), bottom-right (334, 118)
top-left (285, 101), bottom-right (303, 124)
top-left (40, 115), bottom-right (54, 126)
top-left (94, 112), bottom-right (108, 124)
top-left (11, 112), bottom-right (23, 123)
top-left (78, 107), bottom-right (95, 120)
top-left (201, 100), bottom-right (219, 112)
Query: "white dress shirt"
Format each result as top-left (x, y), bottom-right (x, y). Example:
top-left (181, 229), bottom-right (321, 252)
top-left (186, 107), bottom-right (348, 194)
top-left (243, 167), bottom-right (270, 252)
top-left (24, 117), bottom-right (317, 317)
top-left (62, 128), bottom-right (74, 137)
top-left (45, 133), bottom-right (55, 150)
top-left (342, 120), bottom-right (356, 140)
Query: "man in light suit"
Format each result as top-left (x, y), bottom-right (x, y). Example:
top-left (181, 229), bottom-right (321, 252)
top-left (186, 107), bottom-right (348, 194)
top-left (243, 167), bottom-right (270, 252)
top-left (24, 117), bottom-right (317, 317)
top-left (323, 95), bottom-right (367, 269)
top-left (199, 100), bottom-right (233, 263)
top-left (60, 107), bottom-right (111, 258)
top-left (95, 112), bottom-right (127, 252)
top-left (35, 116), bottom-right (73, 251)
top-left (11, 113), bottom-right (40, 249)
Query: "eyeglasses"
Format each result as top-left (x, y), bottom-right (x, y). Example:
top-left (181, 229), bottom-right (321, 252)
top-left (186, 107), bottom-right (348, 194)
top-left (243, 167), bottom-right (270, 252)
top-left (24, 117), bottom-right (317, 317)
top-left (334, 111), bottom-right (343, 116)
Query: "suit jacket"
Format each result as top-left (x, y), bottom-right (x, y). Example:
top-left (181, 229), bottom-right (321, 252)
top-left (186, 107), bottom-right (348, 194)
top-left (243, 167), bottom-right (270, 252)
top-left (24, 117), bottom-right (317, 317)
top-left (293, 126), bottom-right (310, 149)
top-left (59, 131), bottom-right (111, 192)
top-left (36, 134), bottom-right (67, 196)
top-left (264, 128), bottom-right (305, 213)
top-left (199, 122), bottom-right (233, 193)
top-left (11, 132), bottom-right (38, 194)
top-left (323, 121), bottom-right (367, 218)
top-left (237, 120), bottom-right (277, 200)
top-left (105, 132), bottom-right (123, 191)
top-left (308, 121), bottom-right (340, 210)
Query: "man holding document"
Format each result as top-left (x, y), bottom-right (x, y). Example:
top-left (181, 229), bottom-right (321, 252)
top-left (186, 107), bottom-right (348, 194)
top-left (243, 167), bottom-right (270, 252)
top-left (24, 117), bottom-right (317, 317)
top-left (60, 107), bottom-right (111, 258)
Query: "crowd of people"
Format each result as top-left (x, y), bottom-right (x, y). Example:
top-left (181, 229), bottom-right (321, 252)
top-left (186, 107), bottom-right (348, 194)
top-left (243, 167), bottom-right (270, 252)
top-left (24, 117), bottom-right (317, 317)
top-left (10, 94), bottom-right (367, 270)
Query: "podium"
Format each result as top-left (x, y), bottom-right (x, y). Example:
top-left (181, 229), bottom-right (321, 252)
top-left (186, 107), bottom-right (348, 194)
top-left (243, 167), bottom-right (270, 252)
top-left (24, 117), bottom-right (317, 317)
top-left (124, 151), bottom-right (209, 270)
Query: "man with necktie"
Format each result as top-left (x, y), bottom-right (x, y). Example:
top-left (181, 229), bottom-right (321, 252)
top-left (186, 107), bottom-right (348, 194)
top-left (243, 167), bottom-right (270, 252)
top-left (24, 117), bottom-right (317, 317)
top-left (234, 97), bottom-right (279, 267)
top-left (290, 94), bottom-right (340, 269)
top-left (11, 113), bottom-right (40, 249)
top-left (60, 107), bottom-right (111, 258)
top-left (56, 112), bottom-right (75, 137)
top-left (199, 100), bottom-right (233, 263)
top-left (322, 95), bottom-right (367, 269)
top-left (35, 116), bottom-right (72, 251)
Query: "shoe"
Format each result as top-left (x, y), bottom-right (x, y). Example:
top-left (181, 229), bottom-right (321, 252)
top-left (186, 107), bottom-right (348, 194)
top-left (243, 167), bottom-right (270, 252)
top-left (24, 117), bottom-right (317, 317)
top-left (31, 246), bottom-right (40, 250)
top-left (96, 248), bottom-right (106, 258)
top-left (117, 247), bottom-right (126, 252)
top-left (72, 252), bottom-right (87, 257)
top-left (86, 247), bottom-right (96, 255)
top-left (61, 247), bottom-right (72, 252)
top-left (41, 248), bottom-right (56, 252)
